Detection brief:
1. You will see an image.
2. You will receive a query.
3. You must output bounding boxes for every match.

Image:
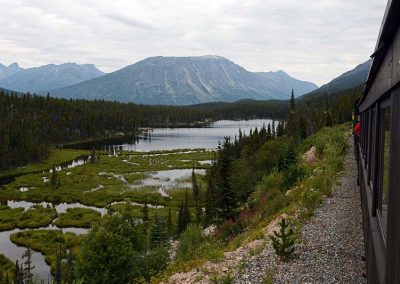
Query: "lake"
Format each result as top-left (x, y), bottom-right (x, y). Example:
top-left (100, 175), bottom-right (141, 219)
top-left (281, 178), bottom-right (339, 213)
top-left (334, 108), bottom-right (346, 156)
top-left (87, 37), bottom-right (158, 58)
top-left (0, 119), bottom-right (273, 280)
top-left (103, 119), bottom-right (273, 152)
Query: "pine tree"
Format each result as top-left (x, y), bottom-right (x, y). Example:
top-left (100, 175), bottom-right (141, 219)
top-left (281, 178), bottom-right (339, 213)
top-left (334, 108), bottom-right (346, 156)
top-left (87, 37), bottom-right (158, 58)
top-left (183, 190), bottom-right (191, 228)
top-left (50, 164), bottom-right (59, 189)
top-left (13, 260), bottom-right (21, 284)
top-left (22, 246), bottom-right (35, 284)
top-left (177, 203), bottom-right (185, 235)
top-left (271, 119), bottom-right (276, 139)
top-left (142, 198), bottom-right (149, 227)
top-left (167, 208), bottom-right (173, 235)
top-left (205, 159), bottom-right (216, 225)
top-left (195, 192), bottom-right (202, 225)
top-left (191, 167), bottom-right (200, 203)
top-left (90, 149), bottom-right (97, 164)
top-left (215, 137), bottom-right (237, 220)
top-left (150, 214), bottom-right (168, 247)
top-left (266, 123), bottom-right (272, 141)
top-left (66, 249), bottom-right (74, 284)
top-left (269, 218), bottom-right (296, 261)
top-left (191, 167), bottom-right (202, 224)
top-left (298, 116), bottom-right (307, 140)
top-left (54, 235), bottom-right (64, 284)
top-left (286, 90), bottom-right (298, 138)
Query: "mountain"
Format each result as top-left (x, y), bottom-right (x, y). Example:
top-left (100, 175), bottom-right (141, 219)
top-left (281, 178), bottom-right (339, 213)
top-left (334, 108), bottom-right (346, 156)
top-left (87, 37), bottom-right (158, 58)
top-left (0, 63), bottom-right (22, 80)
top-left (0, 63), bottom-right (104, 93)
top-left (50, 56), bottom-right (317, 105)
top-left (256, 70), bottom-right (318, 98)
top-left (302, 59), bottom-right (372, 98)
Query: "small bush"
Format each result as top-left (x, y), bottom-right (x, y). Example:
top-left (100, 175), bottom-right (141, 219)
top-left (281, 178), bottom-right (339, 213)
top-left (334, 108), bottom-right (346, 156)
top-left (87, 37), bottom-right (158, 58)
top-left (215, 219), bottom-right (245, 241)
top-left (269, 218), bottom-right (296, 261)
top-left (175, 224), bottom-right (204, 262)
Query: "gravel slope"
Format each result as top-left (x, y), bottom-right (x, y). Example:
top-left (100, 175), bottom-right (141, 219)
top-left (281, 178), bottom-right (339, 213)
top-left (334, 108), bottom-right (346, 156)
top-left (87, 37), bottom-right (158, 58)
top-left (234, 140), bottom-right (366, 284)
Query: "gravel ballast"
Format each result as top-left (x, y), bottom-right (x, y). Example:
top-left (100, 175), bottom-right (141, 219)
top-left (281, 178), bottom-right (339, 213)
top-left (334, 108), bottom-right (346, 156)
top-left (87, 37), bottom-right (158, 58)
top-left (234, 140), bottom-right (366, 284)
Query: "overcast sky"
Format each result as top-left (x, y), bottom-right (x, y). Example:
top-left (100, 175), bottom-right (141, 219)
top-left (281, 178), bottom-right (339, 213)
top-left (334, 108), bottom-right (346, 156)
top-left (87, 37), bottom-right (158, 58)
top-left (0, 0), bottom-right (387, 86)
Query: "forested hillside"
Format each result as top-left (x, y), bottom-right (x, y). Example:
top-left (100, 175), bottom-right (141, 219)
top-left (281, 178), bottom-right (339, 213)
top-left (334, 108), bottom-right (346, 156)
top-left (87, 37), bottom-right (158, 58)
top-left (0, 90), bottom-right (287, 170)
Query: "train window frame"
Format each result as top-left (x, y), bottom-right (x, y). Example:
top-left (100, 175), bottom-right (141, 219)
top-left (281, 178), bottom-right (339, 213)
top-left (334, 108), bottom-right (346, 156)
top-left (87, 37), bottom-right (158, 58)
top-left (367, 107), bottom-right (375, 183)
top-left (376, 97), bottom-right (391, 242)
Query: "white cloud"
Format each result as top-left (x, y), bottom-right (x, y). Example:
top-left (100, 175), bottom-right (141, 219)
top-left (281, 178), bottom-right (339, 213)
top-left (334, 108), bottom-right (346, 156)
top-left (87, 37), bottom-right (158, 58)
top-left (0, 0), bottom-right (387, 85)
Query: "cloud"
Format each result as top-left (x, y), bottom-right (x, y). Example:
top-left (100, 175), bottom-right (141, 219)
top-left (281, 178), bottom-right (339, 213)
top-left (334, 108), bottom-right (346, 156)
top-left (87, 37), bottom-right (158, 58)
top-left (0, 0), bottom-right (387, 85)
top-left (105, 14), bottom-right (157, 31)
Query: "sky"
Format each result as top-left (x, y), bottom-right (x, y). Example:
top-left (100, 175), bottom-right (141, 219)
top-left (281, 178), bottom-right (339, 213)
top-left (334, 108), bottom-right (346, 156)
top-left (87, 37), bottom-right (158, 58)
top-left (0, 0), bottom-right (388, 86)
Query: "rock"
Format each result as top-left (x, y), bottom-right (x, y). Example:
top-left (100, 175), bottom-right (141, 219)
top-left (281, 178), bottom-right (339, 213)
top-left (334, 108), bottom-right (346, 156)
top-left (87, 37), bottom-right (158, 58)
top-left (303, 146), bottom-right (317, 164)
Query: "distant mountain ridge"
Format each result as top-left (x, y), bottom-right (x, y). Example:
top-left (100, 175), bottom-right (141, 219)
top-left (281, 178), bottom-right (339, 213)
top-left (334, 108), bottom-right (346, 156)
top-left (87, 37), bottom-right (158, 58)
top-left (0, 63), bottom-right (22, 80)
top-left (0, 63), bottom-right (104, 93)
top-left (49, 56), bottom-right (317, 105)
top-left (302, 59), bottom-right (372, 99)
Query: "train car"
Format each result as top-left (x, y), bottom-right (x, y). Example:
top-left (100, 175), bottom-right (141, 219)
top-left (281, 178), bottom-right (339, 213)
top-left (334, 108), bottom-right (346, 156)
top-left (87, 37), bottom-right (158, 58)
top-left (357, 1), bottom-right (400, 283)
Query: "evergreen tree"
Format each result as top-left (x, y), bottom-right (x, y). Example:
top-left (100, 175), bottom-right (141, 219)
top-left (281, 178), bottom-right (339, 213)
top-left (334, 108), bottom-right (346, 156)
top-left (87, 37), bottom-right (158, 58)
top-left (66, 249), bottom-right (74, 284)
top-left (50, 164), bottom-right (59, 189)
top-left (54, 236), bottom-right (64, 284)
top-left (150, 214), bottom-right (169, 247)
top-left (266, 123), bottom-right (272, 140)
top-left (191, 167), bottom-right (202, 224)
top-left (90, 149), bottom-right (97, 164)
top-left (167, 208), bottom-right (173, 236)
top-left (22, 246), bottom-right (35, 284)
top-left (183, 190), bottom-right (191, 228)
top-left (215, 137), bottom-right (237, 220)
top-left (142, 198), bottom-right (149, 228)
top-left (177, 203), bottom-right (185, 235)
top-left (191, 167), bottom-right (200, 203)
top-left (286, 89), bottom-right (299, 138)
top-left (13, 260), bottom-right (21, 284)
top-left (269, 218), bottom-right (296, 261)
top-left (271, 119), bottom-right (276, 139)
top-left (298, 116), bottom-right (308, 140)
top-left (205, 158), bottom-right (216, 225)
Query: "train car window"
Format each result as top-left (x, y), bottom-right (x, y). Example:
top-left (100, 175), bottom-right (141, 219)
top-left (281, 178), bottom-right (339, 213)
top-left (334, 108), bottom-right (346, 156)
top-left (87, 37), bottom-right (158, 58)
top-left (365, 111), bottom-right (369, 169)
top-left (378, 106), bottom-right (391, 239)
top-left (368, 108), bottom-right (375, 183)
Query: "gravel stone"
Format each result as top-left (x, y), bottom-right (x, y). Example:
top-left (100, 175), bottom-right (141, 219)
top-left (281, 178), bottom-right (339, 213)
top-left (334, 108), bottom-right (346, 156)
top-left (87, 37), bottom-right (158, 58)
top-left (234, 140), bottom-right (366, 284)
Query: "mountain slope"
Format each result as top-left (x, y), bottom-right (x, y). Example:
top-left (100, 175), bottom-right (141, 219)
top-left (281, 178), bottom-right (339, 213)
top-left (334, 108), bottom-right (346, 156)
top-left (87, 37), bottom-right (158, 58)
top-left (0, 63), bottom-right (104, 93)
top-left (302, 59), bottom-right (372, 99)
top-left (50, 56), bottom-right (317, 105)
top-left (0, 63), bottom-right (22, 80)
top-left (256, 70), bottom-right (317, 98)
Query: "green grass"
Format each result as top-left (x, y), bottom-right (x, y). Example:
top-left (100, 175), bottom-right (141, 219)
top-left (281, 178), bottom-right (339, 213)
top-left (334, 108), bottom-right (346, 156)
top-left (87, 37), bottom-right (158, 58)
top-left (0, 149), bottom-right (211, 208)
top-left (0, 149), bottom-right (90, 180)
top-left (0, 205), bottom-right (57, 231)
top-left (54, 208), bottom-right (102, 228)
top-left (10, 230), bottom-right (83, 273)
top-left (0, 253), bottom-right (14, 279)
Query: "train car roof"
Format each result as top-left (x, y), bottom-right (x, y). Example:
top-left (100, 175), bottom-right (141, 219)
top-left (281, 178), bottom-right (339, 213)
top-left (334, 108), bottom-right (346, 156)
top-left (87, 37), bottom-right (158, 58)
top-left (360, 0), bottom-right (400, 106)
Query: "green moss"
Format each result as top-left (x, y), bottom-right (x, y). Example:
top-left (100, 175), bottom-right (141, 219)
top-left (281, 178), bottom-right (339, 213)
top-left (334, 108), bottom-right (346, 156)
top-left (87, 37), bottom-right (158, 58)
top-left (0, 149), bottom-right (90, 180)
top-left (0, 149), bottom-right (210, 208)
top-left (54, 208), bottom-right (102, 228)
top-left (0, 205), bottom-right (57, 231)
top-left (0, 253), bottom-right (14, 278)
top-left (10, 230), bottom-right (83, 273)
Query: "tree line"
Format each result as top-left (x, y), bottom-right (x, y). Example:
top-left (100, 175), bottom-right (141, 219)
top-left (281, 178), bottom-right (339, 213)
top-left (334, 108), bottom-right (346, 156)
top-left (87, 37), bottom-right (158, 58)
top-left (0, 90), bottom-right (288, 171)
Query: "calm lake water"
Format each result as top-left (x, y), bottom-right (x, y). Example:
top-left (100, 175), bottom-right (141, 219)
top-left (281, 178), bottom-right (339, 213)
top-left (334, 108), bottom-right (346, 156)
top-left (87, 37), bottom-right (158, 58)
top-left (0, 119), bottom-right (273, 280)
top-left (104, 119), bottom-right (273, 152)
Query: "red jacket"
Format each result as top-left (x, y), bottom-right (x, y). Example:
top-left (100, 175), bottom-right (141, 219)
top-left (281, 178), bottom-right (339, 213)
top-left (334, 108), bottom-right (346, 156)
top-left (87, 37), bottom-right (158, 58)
top-left (354, 122), bottom-right (361, 137)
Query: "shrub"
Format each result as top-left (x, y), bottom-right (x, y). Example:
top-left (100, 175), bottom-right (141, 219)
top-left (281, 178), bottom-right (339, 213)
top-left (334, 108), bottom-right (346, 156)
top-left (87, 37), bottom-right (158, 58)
top-left (175, 224), bottom-right (204, 261)
top-left (269, 218), bottom-right (296, 261)
top-left (215, 219), bottom-right (245, 241)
